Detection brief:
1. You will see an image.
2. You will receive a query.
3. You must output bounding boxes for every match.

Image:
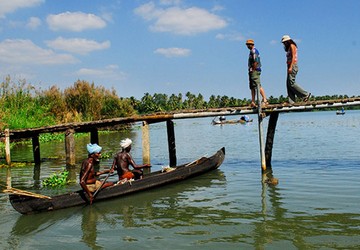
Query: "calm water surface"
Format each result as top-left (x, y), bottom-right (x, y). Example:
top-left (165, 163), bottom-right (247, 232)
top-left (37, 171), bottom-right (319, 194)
top-left (1, 110), bottom-right (360, 249)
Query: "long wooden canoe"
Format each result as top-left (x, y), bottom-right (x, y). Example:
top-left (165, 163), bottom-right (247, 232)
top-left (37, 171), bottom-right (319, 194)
top-left (9, 147), bottom-right (225, 215)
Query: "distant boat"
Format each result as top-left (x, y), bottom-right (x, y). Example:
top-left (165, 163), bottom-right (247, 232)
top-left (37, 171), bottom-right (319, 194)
top-left (336, 108), bottom-right (345, 115)
top-left (212, 115), bottom-right (253, 125)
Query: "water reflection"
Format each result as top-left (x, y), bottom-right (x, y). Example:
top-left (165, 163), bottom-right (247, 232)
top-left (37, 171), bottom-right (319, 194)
top-left (81, 207), bottom-right (103, 250)
top-left (7, 165), bottom-right (360, 249)
top-left (67, 165), bottom-right (78, 183)
top-left (10, 170), bottom-right (226, 245)
top-left (254, 168), bottom-right (286, 249)
top-left (3, 112), bottom-right (360, 249)
top-left (33, 164), bottom-right (41, 189)
top-left (255, 168), bottom-right (360, 249)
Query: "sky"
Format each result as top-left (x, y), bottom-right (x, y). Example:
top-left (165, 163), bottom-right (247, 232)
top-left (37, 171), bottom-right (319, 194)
top-left (0, 0), bottom-right (359, 100)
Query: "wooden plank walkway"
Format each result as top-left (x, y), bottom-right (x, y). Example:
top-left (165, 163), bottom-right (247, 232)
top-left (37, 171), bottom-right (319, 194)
top-left (4, 97), bottom-right (360, 140)
top-left (1, 97), bottom-right (359, 167)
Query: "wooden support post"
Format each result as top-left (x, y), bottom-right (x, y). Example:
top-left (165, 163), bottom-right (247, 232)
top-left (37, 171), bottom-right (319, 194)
top-left (256, 86), bottom-right (266, 171)
top-left (33, 164), bottom-right (41, 188)
top-left (6, 168), bottom-right (11, 188)
top-left (265, 112), bottom-right (279, 169)
top-left (90, 128), bottom-right (99, 145)
top-left (142, 121), bottom-right (150, 165)
top-left (166, 119), bottom-right (177, 167)
top-left (66, 165), bottom-right (77, 183)
top-left (5, 128), bottom-right (11, 165)
top-left (65, 128), bottom-right (76, 167)
top-left (32, 134), bottom-right (41, 165)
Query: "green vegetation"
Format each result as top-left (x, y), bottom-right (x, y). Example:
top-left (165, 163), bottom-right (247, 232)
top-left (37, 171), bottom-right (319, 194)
top-left (0, 162), bottom-right (32, 168)
top-left (42, 168), bottom-right (70, 187)
top-left (0, 75), bottom-right (357, 131)
top-left (0, 76), bottom-right (135, 130)
top-left (101, 151), bottom-right (114, 159)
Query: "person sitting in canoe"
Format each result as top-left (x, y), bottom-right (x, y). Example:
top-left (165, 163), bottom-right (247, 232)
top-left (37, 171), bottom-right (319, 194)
top-left (112, 138), bottom-right (151, 181)
top-left (240, 115), bottom-right (250, 122)
top-left (80, 143), bottom-right (114, 204)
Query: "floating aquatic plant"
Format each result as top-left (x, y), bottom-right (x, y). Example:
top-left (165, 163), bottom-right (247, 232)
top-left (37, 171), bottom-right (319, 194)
top-left (42, 168), bottom-right (70, 187)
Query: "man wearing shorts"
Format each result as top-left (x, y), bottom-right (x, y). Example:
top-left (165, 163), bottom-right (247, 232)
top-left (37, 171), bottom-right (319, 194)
top-left (246, 39), bottom-right (268, 107)
top-left (80, 143), bottom-right (114, 204)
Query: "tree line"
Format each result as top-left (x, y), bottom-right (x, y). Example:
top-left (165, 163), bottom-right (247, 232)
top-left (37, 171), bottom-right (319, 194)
top-left (0, 76), bottom-right (355, 130)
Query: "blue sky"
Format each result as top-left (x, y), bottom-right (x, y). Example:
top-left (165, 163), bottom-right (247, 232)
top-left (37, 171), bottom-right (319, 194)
top-left (0, 0), bottom-right (359, 100)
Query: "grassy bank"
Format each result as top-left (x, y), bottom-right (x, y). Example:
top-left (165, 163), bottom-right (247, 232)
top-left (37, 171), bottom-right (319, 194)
top-left (0, 76), bottom-right (135, 130)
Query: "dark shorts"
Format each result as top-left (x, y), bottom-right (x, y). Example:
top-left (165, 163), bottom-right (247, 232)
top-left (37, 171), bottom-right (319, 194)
top-left (249, 71), bottom-right (261, 90)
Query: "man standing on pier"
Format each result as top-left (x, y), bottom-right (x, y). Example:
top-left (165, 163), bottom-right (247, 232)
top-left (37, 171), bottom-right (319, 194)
top-left (246, 39), bottom-right (268, 107)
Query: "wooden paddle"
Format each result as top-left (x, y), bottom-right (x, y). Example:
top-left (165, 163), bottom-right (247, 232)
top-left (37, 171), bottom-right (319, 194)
top-left (2, 186), bottom-right (52, 199)
top-left (92, 169), bottom-right (113, 199)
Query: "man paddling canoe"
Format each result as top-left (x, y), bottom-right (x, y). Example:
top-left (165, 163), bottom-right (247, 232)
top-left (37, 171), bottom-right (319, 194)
top-left (112, 138), bottom-right (151, 181)
top-left (80, 143), bottom-right (114, 204)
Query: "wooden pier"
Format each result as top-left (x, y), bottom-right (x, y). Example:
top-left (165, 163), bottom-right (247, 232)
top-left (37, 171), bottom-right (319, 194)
top-left (2, 97), bottom-right (360, 169)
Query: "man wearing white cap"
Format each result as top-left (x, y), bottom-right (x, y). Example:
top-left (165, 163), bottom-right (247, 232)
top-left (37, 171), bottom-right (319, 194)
top-left (281, 35), bottom-right (311, 104)
top-left (112, 138), bottom-right (151, 181)
top-left (80, 143), bottom-right (114, 204)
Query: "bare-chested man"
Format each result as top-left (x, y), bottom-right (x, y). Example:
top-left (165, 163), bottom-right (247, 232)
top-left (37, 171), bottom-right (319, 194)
top-left (80, 143), bottom-right (114, 204)
top-left (112, 138), bottom-right (151, 181)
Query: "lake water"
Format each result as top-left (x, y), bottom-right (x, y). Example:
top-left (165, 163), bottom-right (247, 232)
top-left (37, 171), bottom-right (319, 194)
top-left (1, 110), bottom-right (360, 249)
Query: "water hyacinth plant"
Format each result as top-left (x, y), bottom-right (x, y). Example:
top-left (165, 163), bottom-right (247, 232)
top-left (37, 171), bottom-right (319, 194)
top-left (42, 168), bottom-right (70, 187)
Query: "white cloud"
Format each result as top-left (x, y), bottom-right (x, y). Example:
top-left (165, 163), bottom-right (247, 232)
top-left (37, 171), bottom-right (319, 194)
top-left (26, 17), bottom-right (41, 30)
top-left (159, 0), bottom-right (182, 5)
top-left (47, 11), bottom-right (106, 32)
top-left (212, 5), bottom-right (225, 12)
top-left (0, 0), bottom-right (44, 18)
top-left (134, 2), bottom-right (227, 35)
top-left (46, 37), bottom-right (110, 55)
top-left (134, 2), bottom-right (160, 21)
top-left (0, 39), bottom-right (78, 65)
top-left (216, 32), bottom-right (244, 41)
top-left (76, 65), bottom-right (126, 80)
top-left (270, 40), bottom-right (278, 45)
top-left (154, 47), bottom-right (191, 57)
top-left (101, 12), bottom-right (113, 23)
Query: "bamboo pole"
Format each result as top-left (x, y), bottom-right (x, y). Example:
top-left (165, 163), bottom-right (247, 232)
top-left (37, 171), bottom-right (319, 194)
top-left (142, 121), bottom-right (151, 175)
top-left (5, 128), bottom-right (11, 165)
top-left (256, 86), bottom-right (266, 171)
